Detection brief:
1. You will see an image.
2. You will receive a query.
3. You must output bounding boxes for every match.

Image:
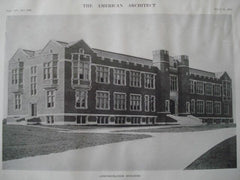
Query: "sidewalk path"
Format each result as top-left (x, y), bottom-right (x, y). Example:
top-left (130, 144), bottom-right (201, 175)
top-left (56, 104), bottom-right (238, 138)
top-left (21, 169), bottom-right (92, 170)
top-left (3, 127), bottom-right (236, 170)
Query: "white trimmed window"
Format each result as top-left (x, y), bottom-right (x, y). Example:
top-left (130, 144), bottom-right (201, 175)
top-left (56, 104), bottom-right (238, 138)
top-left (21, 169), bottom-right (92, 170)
top-left (165, 100), bottom-right (170, 112)
top-left (96, 91), bottom-right (110, 110)
top-left (196, 100), bottom-right (204, 114)
top-left (43, 61), bottom-right (58, 80)
top-left (46, 116), bottom-right (54, 124)
top-left (190, 80), bottom-right (196, 94)
top-left (214, 101), bottom-right (221, 115)
top-left (214, 84), bottom-right (221, 97)
top-left (144, 73), bottom-right (155, 89)
top-left (114, 92), bottom-right (126, 110)
top-left (222, 80), bottom-right (231, 98)
top-left (190, 99), bottom-right (195, 113)
top-left (30, 66), bottom-right (37, 95)
top-left (150, 96), bottom-right (156, 112)
top-left (205, 83), bottom-right (213, 96)
top-left (170, 75), bottom-right (178, 91)
top-left (47, 90), bottom-right (55, 108)
top-left (15, 93), bottom-right (21, 110)
top-left (75, 90), bottom-right (88, 109)
top-left (12, 69), bottom-right (18, 84)
top-left (144, 95), bottom-right (150, 112)
top-left (72, 60), bottom-right (90, 81)
top-left (130, 71), bottom-right (141, 87)
top-left (96, 66), bottom-right (109, 83)
top-left (114, 69), bottom-right (126, 85)
top-left (130, 94), bottom-right (142, 111)
top-left (196, 81), bottom-right (204, 95)
top-left (206, 101), bottom-right (213, 114)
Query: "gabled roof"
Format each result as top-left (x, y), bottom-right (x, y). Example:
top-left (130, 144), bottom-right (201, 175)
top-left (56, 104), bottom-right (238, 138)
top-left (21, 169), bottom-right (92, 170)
top-left (22, 49), bottom-right (35, 57)
top-left (189, 68), bottom-right (216, 78)
top-left (56, 40), bottom-right (68, 47)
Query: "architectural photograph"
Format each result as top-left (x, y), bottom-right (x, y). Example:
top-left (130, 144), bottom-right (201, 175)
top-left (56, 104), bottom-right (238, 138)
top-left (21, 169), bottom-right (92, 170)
top-left (2, 14), bottom-right (236, 171)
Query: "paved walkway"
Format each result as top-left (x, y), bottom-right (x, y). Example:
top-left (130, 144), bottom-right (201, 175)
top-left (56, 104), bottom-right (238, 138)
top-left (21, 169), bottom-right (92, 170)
top-left (3, 127), bottom-right (236, 170)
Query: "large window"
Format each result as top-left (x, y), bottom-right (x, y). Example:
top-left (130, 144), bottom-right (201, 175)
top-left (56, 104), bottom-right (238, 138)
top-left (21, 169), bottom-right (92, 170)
top-left (12, 63), bottom-right (24, 85)
top-left (130, 94), bottom-right (142, 111)
top-left (150, 96), bottom-right (156, 112)
top-left (144, 95), bottom-right (150, 112)
top-left (222, 80), bottom-right (231, 98)
top-left (214, 84), bottom-right (221, 97)
top-left (170, 75), bottom-right (178, 91)
top-left (130, 71), bottom-right (141, 87)
top-left (190, 99), bottom-right (195, 113)
top-left (205, 83), bottom-right (213, 96)
top-left (30, 66), bottom-right (37, 95)
top-left (144, 73), bottom-right (155, 89)
top-left (75, 90), bottom-right (88, 109)
top-left (196, 81), bottom-right (204, 95)
top-left (114, 69), bottom-right (126, 85)
top-left (43, 60), bottom-right (58, 80)
top-left (114, 92), bottom-right (126, 110)
top-left (47, 90), bottom-right (55, 108)
top-left (96, 66), bottom-right (109, 83)
top-left (72, 60), bottom-right (90, 81)
top-left (206, 101), bottom-right (213, 114)
top-left (12, 69), bottom-right (18, 84)
top-left (190, 80), bottom-right (196, 94)
top-left (96, 91), bottom-right (110, 110)
top-left (196, 100), bottom-right (204, 114)
top-left (214, 101), bottom-right (221, 115)
top-left (14, 93), bottom-right (21, 110)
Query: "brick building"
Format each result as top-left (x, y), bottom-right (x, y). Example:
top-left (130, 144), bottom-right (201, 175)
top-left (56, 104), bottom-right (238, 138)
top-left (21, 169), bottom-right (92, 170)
top-left (7, 39), bottom-right (233, 125)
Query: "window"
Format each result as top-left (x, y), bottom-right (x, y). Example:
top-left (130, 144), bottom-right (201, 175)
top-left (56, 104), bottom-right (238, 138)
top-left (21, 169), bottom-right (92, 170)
top-left (76, 116), bottom-right (87, 124)
top-left (214, 84), bottom-right (221, 97)
top-left (170, 75), bottom-right (178, 91)
top-left (46, 116), bottom-right (54, 124)
top-left (43, 60), bottom-right (58, 80)
top-left (47, 90), bottom-right (55, 108)
top-left (12, 64), bottom-right (24, 85)
top-left (150, 96), bottom-right (156, 112)
top-left (130, 94), bottom-right (142, 111)
top-left (206, 101), bottom-right (213, 114)
top-left (114, 92), bottom-right (126, 110)
top-left (165, 100), bottom-right (170, 112)
top-left (214, 101), bottom-right (221, 115)
top-left (205, 83), bottom-right (213, 96)
top-left (96, 116), bottom-right (109, 124)
top-left (130, 71), bottom-right (141, 87)
top-left (190, 80), bottom-right (196, 94)
top-left (186, 102), bottom-right (190, 113)
top-left (30, 66), bottom-right (37, 95)
top-left (196, 100), bottom-right (204, 114)
top-left (12, 69), bottom-right (18, 84)
top-left (96, 91), bottom-right (110, 110)
top-left (144, 95), bottom-right (150, 112)
top-left (222, 80), bottom-right (231, 99)
top-left (223, 104), bottom-right (230, 115)
top-left (190, 99), bottom-right (195, 113)
top-left (52, 54), bottom-right (58, 61)
top-left (115, 117), bottom-right (126, 124)
top-left (15, 93), bottom-right (21, 110)
top-left (72, 60), bottom-right (90, 82)
top-left (75, 90), bottom-right (88, 109)
top-left (196, 81), bottom-right (204, 95)
top-left (96, 66), bottom-right (109, 83)
top-left (114, 69), bottom-right (126, 85)
top-left (144, 73), bottom-right (155, 89)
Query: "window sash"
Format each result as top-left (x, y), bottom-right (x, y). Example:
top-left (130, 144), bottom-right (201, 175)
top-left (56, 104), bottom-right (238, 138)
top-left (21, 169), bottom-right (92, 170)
top-left (96, 66), bottom-right (109, 83)
top-left (75, 90), bottom-right (87, 108)
top-left (130, 94), bottom-right (142, 111)
top-left (114, 93), bottom-right (126, 110)
top-left (96, 91), bottom-right (110, 109)
top-left (130, 71), bottom-right (141, 87)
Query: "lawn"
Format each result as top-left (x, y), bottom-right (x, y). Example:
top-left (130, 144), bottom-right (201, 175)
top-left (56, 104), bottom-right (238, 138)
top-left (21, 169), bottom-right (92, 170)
top-left (2, 125), bottom-right (151, 161)
top-left (185, 135), bottom-right (237, 169)
top-left (117, 124), bottom-right (236, 133)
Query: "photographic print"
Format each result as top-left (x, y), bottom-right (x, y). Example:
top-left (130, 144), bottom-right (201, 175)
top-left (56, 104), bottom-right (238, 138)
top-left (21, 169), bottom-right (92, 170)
top-left (2, 14), bottom-right (236, 171)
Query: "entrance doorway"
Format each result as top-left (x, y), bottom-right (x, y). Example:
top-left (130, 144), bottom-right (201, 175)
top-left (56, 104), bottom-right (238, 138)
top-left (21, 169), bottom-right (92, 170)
top-left (170, 100), bottom-right (175, 114)
top-left (31, 103), bottom-right (37, 116)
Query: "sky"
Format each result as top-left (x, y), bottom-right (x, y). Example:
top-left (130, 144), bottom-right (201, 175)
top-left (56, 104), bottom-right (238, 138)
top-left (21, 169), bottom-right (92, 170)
top-left (3, 14), bottom-right (234, 116)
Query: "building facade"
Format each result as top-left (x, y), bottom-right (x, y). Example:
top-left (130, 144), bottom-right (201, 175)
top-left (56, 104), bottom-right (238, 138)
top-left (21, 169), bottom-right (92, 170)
top-left (7, 40), bottom-right (233, 125)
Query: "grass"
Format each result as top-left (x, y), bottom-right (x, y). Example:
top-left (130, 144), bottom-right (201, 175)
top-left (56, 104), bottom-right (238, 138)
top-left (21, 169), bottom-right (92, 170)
top-left (185, 135), bottom-right (237, 169)
top-left (117, 124), bottom-right (236, 133)
top-left (2, 125), bottom-right (151, 161)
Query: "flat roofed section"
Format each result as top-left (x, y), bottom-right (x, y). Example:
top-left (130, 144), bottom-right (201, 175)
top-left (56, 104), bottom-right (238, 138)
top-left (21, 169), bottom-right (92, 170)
top-left (93, 48), bottom-right (153, 66)
top-left (189, 68), bottom-right (216, 78)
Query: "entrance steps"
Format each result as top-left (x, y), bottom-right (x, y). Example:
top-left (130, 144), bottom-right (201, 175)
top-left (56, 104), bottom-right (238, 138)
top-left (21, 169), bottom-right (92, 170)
top-left (167, 114), bottom-right (202, 126)
top-left (6, 116), bottom-right (26, 125)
